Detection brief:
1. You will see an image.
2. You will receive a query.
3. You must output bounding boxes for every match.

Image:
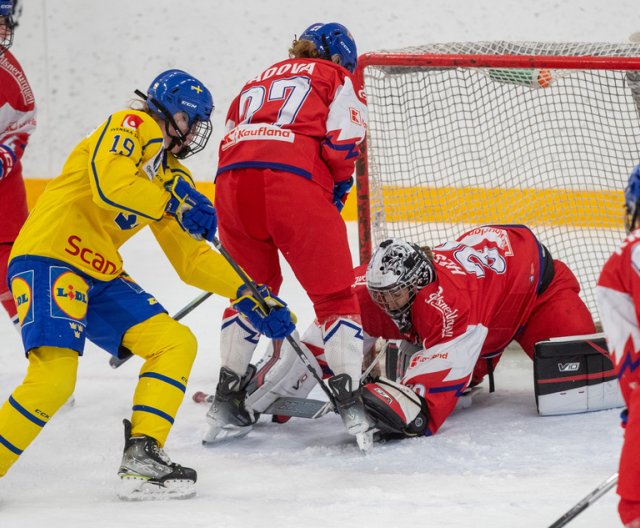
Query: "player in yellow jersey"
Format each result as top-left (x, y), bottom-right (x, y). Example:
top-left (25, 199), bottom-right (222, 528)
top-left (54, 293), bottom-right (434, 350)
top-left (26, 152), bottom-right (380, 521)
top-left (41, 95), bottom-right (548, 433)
top-left (0, 69), bottom-right (295, 500)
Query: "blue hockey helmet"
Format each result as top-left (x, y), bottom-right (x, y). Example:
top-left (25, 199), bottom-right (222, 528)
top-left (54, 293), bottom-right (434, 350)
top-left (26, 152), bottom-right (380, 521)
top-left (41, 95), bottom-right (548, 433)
top-left (299, 22), bottom-right (358, 73)
top-left (139, 69), bottom-right (214, 159)
top-left (625, 164), bottom-right (640, 233)
top-left (0, 0), bottom-right (16, 55)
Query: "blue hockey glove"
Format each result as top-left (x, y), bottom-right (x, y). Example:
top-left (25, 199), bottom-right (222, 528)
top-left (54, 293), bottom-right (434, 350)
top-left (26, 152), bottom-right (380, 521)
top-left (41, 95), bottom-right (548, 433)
top-left (332, 177), bottom-right (353, 212)
top-left (232, 284), bottom-right (296, 339)
top-left (165, 177), bottom-right (217, 242)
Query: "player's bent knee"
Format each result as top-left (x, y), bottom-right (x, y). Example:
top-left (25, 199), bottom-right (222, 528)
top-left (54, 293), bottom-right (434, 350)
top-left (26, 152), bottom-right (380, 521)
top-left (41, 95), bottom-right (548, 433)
top-left (362, 377), bottom-right (429, 437)
top-left (170, 321), bottom-right (197, 361)
top-left (128, 313), bottom-right (198, 365)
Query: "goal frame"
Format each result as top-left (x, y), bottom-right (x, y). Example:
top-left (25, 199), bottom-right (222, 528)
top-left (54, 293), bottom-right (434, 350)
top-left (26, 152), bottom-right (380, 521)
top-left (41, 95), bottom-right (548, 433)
top-left (354, 50), bottom-right (640, 264)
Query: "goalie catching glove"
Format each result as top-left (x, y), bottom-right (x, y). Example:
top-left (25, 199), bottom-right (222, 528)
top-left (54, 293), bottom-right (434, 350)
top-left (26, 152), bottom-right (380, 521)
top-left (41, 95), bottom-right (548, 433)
top-left (165, 176), bottom-right (217, 242)
top-left (232, 284), bottom-right (296, 340)
top-left (361, 377), bottom-right (429, 437)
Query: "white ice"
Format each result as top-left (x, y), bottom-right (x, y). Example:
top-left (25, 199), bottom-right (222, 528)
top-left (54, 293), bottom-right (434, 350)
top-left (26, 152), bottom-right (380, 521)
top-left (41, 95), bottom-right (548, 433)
top-left (0, 225), bottom-right (625, 528)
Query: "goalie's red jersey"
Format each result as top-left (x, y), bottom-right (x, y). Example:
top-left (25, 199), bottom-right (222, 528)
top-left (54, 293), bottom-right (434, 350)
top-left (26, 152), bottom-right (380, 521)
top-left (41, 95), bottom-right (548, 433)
top-left (597, 230), bottom-right (640, 510)
top-left (215, 58), bottom-right (367, 193)
top-left (355, 225), bottom-right (595, 435)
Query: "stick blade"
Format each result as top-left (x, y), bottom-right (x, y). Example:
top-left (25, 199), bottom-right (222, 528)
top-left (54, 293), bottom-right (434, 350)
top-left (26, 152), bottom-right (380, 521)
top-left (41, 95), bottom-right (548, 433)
top-left (264, 397), bottom-right (333, 419)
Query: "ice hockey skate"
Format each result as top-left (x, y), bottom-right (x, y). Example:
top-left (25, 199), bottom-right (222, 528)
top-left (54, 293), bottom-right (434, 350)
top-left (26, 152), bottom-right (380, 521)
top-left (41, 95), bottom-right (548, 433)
top-left (117, 419), bottom-right (197, 500)
top-left (202, 366), bottom-right (258, 445)
top-left (328, 373), bottom-right (375, 452)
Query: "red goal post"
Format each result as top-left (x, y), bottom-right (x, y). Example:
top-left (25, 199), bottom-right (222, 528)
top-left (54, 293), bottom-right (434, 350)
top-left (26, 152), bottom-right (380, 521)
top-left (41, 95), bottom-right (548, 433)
top-left (354, 42), bottom-right (640, 316)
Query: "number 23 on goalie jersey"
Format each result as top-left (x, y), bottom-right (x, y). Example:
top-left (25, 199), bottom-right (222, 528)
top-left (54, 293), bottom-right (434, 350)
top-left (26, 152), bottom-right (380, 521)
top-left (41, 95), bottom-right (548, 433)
top-left (216, 58), bottom-right (367, 193)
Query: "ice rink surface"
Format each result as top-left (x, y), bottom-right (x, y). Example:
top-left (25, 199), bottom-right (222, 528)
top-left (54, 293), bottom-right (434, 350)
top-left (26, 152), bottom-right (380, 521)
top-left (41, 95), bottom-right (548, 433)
top-left (0, 225), bottom-right (625, 528)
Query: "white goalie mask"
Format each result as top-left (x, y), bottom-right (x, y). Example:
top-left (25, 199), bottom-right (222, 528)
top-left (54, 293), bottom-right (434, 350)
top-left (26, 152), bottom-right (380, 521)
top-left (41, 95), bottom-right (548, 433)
top-left (366, 239), bottom-right (436, 333)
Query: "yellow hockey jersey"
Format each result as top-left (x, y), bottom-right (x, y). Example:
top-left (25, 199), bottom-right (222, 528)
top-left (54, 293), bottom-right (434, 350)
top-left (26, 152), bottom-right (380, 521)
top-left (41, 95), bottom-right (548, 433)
top-left (11, 109), bottom-right (242, 298)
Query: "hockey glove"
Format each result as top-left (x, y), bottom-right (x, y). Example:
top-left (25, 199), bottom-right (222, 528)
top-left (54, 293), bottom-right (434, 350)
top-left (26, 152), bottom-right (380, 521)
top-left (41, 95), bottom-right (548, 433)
top-left (332, 177), bottom-right (353, 212)
top-left (232, 284), bottom-right (296, 339)
top-left (165, 177), bottom-right (218, 242)
top-left (0, 144), bottom-right (16, 181)
top-left (361, 377), bottom-right (429, 437)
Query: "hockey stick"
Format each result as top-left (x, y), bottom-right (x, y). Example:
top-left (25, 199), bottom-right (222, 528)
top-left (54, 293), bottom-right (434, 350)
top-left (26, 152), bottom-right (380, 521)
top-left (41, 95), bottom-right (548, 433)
top-left (211, 237), bottom-right (338, 411)
top-left (360, 343), bottom-right (387, 383)
top-left (193, 391), bottom-right (333, 419)
top-left (547, 472), bottom-right (618, 528)
top-left (108, 291), bottom-right (213, 368)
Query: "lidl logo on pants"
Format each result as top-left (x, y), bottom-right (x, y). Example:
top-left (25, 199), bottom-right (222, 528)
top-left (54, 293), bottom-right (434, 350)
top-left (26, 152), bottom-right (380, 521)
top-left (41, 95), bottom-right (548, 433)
top-left (51, 269), bottom-right (89, 320)
top-left (11, 271), bottom-right (34, 326)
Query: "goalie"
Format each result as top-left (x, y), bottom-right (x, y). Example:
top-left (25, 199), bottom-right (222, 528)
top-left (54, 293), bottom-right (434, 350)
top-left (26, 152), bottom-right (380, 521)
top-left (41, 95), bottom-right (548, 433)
top-left (222, 224), bottom-right (614, 442)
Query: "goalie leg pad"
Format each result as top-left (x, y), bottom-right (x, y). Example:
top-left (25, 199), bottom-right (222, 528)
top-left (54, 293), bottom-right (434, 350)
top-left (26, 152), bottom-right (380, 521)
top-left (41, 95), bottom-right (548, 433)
top-left (534, 334), bottom-right (625, 415)
top-left (362, 377), bottom-right (429, 437)
top-left (245, 329), bottom-right (322, 414)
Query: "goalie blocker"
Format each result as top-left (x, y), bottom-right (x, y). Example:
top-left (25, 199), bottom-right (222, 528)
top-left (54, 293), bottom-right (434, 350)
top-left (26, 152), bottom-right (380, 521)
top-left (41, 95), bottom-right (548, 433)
top-left (534, 333), bottom-right (624, 416)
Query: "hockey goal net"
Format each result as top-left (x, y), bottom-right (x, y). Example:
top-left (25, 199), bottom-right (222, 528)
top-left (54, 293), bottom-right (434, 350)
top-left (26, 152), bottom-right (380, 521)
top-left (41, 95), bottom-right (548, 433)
top-left (355, 42), bottom-right (640, 317)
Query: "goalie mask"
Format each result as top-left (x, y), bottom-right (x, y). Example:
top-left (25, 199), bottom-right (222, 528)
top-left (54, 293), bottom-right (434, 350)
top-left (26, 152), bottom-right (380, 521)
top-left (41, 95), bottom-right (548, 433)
top-left (299, 22), bottom-right (358, 73)
top-left (137, 69), bottom-right (214, 159)
top-left (625, 163), bottom-right (640, 234)
top-left (366, 239), bottom-right (435, 333)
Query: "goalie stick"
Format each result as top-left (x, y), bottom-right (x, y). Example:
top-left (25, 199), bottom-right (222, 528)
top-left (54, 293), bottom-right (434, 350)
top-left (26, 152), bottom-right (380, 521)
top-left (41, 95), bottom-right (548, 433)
top-left (193, 391), bottom-right (333, 419)
top-left (109, 291), bottom-right (213, 368)
top-left (547, 472), bottom-right (618, 528)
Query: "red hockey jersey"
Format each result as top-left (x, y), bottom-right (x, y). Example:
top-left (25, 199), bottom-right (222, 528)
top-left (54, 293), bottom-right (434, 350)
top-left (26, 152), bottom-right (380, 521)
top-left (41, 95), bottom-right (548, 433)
top-left (597, 230), bottom-right (640, 506)
top-left (215, 58), bottom-right (367, 193)
top-left (356, 225), bottom-right (548, 434)
top-left (596, 230), bottom-right (640, 406)
top-left (0, 49), bottom-right (36, 242)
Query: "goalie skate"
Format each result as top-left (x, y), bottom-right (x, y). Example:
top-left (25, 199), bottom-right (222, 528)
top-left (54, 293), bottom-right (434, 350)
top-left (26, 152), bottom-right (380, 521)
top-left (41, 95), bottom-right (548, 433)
top-left (117, 420), bottom-right (196, 501)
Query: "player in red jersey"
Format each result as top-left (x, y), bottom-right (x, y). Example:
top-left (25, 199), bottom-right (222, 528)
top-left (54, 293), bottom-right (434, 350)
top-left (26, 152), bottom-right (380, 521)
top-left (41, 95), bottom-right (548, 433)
top-left (0, 0), bottom-right (36, 330)
top-left (208, 224), bottom-right (597, 446)
top-left (362, 225), bottom-right (596, 436)
top-left (204, 22), bottom-right (369, 446)
top-left (596, 165), bottom-right (640, 528)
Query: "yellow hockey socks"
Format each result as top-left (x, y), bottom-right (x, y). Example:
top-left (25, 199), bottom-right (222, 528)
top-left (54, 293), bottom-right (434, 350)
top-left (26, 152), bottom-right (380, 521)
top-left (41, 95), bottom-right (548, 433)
top-left (0, 346), bottom-right (78, 476)
top-left (122, 313), bottom-right (197, 447)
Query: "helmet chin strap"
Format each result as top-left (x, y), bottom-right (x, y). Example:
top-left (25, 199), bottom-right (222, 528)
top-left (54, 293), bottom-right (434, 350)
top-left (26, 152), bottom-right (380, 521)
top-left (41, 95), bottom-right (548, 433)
top-left (134, 89), bottom-right (189, 149)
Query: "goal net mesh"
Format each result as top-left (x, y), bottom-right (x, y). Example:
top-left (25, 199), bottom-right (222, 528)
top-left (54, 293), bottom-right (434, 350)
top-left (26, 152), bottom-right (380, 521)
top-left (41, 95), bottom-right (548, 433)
top-left (358, 41), bottom-right (640, 317)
